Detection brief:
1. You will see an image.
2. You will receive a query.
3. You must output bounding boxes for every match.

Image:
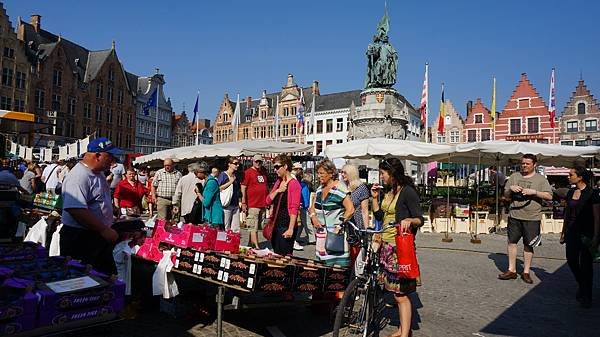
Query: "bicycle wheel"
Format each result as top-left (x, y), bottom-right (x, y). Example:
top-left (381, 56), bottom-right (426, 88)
top-left (332, 278), bottom-right (379, 337)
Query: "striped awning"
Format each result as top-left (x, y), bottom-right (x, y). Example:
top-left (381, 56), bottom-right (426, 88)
top-left (0, 110), bottom-right (35, 122)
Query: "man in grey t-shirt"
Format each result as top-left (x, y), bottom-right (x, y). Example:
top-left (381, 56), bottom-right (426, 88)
top-left (60, 137), bottom-right (122, 274)
top-left (498, 154), bottom-right (552, 284)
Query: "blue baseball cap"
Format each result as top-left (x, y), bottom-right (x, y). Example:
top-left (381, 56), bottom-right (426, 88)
top-left (87, 137), bottom-right (124, 155)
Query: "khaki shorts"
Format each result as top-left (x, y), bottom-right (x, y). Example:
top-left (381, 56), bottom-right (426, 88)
top-left (246, 207), bottom-right (266, 231)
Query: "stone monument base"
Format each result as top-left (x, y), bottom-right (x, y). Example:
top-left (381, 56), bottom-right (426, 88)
top-left (349, 88), bottom-right (408, 140)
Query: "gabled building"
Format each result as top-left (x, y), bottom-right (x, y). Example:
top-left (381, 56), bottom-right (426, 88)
top-left (171, 112), bottom-right (212, 148)
top-left (463, 98), bottom-right (493, 142)
top-left (17, 14), bottom-right (137, 150)
top-left (559, 79), bottom-right (600, 146)
top-left (495, 73), bottom-right (557, 143)
top-left (431, 100), bottom-right (464, 144)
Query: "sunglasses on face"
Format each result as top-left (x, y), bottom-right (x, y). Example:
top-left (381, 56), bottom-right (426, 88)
top-left (231, 162), bottom-right (239, 165)
top-left (273, 164), bottom-right (283, 170)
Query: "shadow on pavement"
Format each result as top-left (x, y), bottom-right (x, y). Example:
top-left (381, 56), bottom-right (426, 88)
top-left (482, 256), bottom-right (600, 337)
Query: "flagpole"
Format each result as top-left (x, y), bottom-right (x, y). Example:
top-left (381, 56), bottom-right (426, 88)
top-left (492, 76), bottom-right (496, 140)
top-left (311, 91), bottom-right (316, 155)
top-left (195, 91), bottom-right (200, 146)
top-left (425, 63), bottom-right (429, 143)
top-left (154, 85), bottom-right (159, 152)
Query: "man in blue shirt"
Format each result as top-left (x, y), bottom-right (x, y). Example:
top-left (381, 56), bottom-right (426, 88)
top-left (60, 137), bottom-right (122, 275)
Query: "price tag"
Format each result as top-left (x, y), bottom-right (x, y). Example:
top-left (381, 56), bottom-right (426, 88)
top-left (194, 252), bottom-right (200, 261)
top-left (247, 277), bottom-right (254, 289)
top-left (199, 253), bottom-right (205, 262)
top-left (217, 270), bottom-right (223, 280)
top-left (249, 263), bottom-right (256, 275)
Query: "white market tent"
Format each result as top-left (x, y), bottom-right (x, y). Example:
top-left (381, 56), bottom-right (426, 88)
top-left (133, 140), bottom-right (313, 166)
top-left (323, 138), bottom-right (455, 162)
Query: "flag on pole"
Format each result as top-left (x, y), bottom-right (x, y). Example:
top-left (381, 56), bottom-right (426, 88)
top-left (437, 83), bottom-right (445, 134)
top-left (548, 68), bottom-right (556, 129)
top-left (297, 89), bottom-right (305, 132)
top-left (191, 92), bottom-right (199, 126)
top-left (231, 94), bottom-right (240, 141)
top-left (143, 88), bottom-right (158, 116)
top-left (491, 77), bottom-right (496, 129)
top-left (419, 64), bottom-right (428, 125)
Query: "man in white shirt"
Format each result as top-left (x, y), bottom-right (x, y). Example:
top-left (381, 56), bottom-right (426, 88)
top-left (173, 162), bottom-right (208, 223)
top-left (42, 160), bottom-right (63, 194)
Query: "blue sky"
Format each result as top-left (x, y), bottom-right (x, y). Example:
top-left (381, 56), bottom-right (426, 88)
top-left (5, 0), bottom-right (599, 123)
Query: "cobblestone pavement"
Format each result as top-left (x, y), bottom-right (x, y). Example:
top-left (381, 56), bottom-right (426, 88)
top-left (70, 231), bottom-right (599, 337)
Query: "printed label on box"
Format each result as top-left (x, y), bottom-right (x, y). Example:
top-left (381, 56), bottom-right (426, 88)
top-left (46, 276), bottom-right (100, 294)
top-left (247, 277), bottom-right (254, 289)
top-left (192, 233), bottom-right (205, 243)
top-left (197, 265), bottom-right (202, 274)
top-left (249, 263), bottom-right (256, 275)
top-left (220, 258), bottom-right (227, 268)
top-left (199, 253), bottom-right (204, 262)
top-left (217, 270), bottom-right (223, 280)
top-left (223, 272), bottom-right (229, 282)
top-left (225, 259), bottom-right (230, 269)
top-left (192, 264), bottom-right (198, 273)
top-left (194, 252), bottom-right (200, 261)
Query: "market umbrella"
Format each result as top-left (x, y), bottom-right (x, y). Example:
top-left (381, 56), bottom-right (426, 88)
top-left (176, 140), bottom-right (313, 161)
top-left (132, 144), bottom-right (210, 166)
top-left (323, 138), bottom-right (455, 162)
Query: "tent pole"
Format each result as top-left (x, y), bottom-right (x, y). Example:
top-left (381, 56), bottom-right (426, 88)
top-left (442, 158), bottom-right (453, 243)
top-left (471, 152), bottom-right (482, 244)
top-left (494, 155), bottom-right (500, 231)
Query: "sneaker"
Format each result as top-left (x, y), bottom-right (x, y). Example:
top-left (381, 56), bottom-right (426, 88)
top-left (293, 242), bottom-right (304, 251)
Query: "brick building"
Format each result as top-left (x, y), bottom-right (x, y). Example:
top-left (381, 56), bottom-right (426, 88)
top-left (495, 73), bottom-right (557, 143)
top-left (17, 15), bottom-right (137, 150)
top-left (431, 100), bottom-right (464, 144)
top-left (463, 98), bottom-right (493, 142)
top-left (172, 112), bottom-right (212, 147)
top-left (558, 79), bottom-right (600, 146)
top-left (0, 4), bottom-right (32, 144)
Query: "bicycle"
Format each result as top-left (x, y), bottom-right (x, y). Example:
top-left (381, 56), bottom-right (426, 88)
top-left (332, 220), bottom-right (397, 337)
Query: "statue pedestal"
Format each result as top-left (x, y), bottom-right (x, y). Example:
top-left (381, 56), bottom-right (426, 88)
top-left (349, 88), bottom-right (409, 140)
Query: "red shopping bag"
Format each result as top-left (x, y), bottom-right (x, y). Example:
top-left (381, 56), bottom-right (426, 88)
top-left (394, 229), bottom-right (420, 279)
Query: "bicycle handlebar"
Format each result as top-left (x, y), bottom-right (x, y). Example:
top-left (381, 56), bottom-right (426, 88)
top-left (341, 218), bottom-right (397, 234)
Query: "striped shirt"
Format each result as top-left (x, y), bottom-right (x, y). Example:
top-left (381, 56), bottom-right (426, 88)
top-left (153, 168), bottom-right (182, 199)
top-left (314, 181), bottom-right (349, 229)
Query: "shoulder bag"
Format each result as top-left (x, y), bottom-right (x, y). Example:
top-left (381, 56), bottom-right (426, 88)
top-left (220, 173), bottom-right (234, 208)
top-left (323, 185), bottom-right (346, 253)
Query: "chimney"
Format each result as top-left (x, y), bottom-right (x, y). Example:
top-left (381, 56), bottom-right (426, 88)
top-left (246, 96), bottom-right (252, 109)
top-left (312, 80), bottom-right (320, 96)
top-left (286, 74), bottom-right (294, 87)
top-left (466, 100), bottom-right (473, 115)
top-left (30, 15), bottom-right (41, 32)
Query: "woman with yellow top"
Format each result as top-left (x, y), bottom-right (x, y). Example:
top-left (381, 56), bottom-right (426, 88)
top-left (371, 157), bottom-right (423, 337)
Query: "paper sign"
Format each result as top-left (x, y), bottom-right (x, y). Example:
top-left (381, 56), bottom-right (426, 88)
top-left (45, 276), bottom-right (100, 293)
top-left (368, 170), bottom-right (380, 184)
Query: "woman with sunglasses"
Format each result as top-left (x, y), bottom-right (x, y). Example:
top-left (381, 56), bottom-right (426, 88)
top-left (560, 166), bottom-right (600, 308)
top-left (218, 157), bottom-right (241, 232)
top-left (371, 157), bottom-right (423, 337)
top-left (265, 154), bottom-right (301, 255)
top-left (310, 159), bottom-right (354, 265)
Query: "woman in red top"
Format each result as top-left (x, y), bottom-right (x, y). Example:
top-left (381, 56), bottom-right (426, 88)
top-left (114, 168), bottom-right (147, 216)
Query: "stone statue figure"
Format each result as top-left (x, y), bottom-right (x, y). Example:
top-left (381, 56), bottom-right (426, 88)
top-left (364, 11), bottom-right (398, 89)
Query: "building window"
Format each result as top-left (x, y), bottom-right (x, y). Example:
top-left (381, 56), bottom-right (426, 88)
top-left (52, 69), bottom-right (62, 87)
top-left (481, 129), bottom-right (491, 141)
top-left (2, 68), bottom-right (13, 86)
top-left (253, 127), bottom-right (258, 139)
top-left (96, 83), bottom-right (103, 99)
top-left (282, 124), bottom-right (289, 137)
top-left (527, 117), bottom-right (539, 133)
top-left (243, 128), bottom-right (249, 139)
top-left (107, 87), bottom-right (113, 102)
top-left (336, 118), bottom-right (344, 132)
top-left (510, 119), bottom-right (521, 134)
top-left (14, 99), bottom-right (25, 112)
top-left (15, 72), bottom-right (26, 89)
top-left (566, 121), bottom-right (578, 133)
top-left (518, 98), bottom-right (529, 109)
top-left (336, 139), bottom-right (343, 144)
top-left (95, 105), bottom-right (102, 121)
top-left (107, 108), bottom-right (113, 124)
top-left (317, 120), bottom-right (323, 133)
top-left (127, 114), bottom-right (132, 127)
top-left (292, 106), bottom-right (297, 115)
top-left (316, 141), bottom-right (323, 155)
top-left (437, 132), bottom-right (446, 143)
top-left (577, 103), bottom-right (586, 115)
top-left (292, 123), bottom-right (297, 135)
top-left (560, 140), bottom-right (574, 146)
top-left (467, 130), bottom-right (477, 142)
top-left (3, 47), bottom-right (14, 58)
top-left (84, 102), bottom-right (91, 119)
top-left (108, 68), bottom-right (115, 81)
top-left (474, 114), bottom-right (483, 124)
top-left (585, 119), bottom-right (597, 132)
top-left (118, 89), bottom-right (124, 105)
top-left (126, 134), bottom-right (131, 148)
top-left (68, 97), bottom-right (76, 115)
top-left (245, 115), bottom-right (251, 122)
top-left (449, 130), bottom-right (460, 143)
top-left (326, 119), bottom-right (333, 133)
top-left (575, 140), bottom-right (588, 146)
top-left (51, 94), bottom-right (61, 112)
top-left (116, 132), bottom-right (122, 147)
top-left (283, 107), bottom-right (289, 117)
top-left (260, 126), bottom-right (266, 138)
top-left (117, 111), bottom-right (123, 125)
top-left (0, 96), bottom-right (12, 110)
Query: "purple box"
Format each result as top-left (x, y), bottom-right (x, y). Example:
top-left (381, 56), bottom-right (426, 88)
top-left (0, 313), bottom-right (36, 335)
top-left (0, 278), bottom-right (37, 320)
top-left (0, 242), bottom-right (47, 264)
top-left (37, 298), bottom-right (124, 327)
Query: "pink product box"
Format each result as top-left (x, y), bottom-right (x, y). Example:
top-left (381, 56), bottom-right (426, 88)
top-left (0, 312), bottom-right (36, 335)
top-left (136, 240), bottom-right (163, 262)
top-left (37, 298), bottom-right (124, 327)
top-left (0, 278), bottom-right (38, 320)
top-left (155, 223), bottom-right (194, 249)
top-left (213, 230), bottom-right (240, 253)
top-left (188, 225), bottom-right (217, 251)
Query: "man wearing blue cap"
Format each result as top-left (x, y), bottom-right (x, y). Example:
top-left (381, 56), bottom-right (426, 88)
top-left (60, 137), bottom-right (123, 274)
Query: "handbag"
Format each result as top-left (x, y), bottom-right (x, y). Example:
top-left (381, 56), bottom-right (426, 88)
top-left (186, 199), bottom-right (203, 224)
top-left (319, 192), bottom-right (346, 254)
top-left (263, 182), bottom-right (284, 241)
top-left (220, 175), bottom-right (234, 208)
top-left (394, 228), bottom-right (420, 279)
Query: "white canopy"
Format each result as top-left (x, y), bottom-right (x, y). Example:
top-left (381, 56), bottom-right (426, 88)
top-left (133, 140), bottom-right (313, 166)
top-left (453, 140), bottom-right (600, 166)
top-left (323, 138), bottom-right (455, 162)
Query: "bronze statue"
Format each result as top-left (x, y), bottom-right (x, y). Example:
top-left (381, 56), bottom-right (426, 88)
top-left (365, 11), bottom-right (397, 89)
